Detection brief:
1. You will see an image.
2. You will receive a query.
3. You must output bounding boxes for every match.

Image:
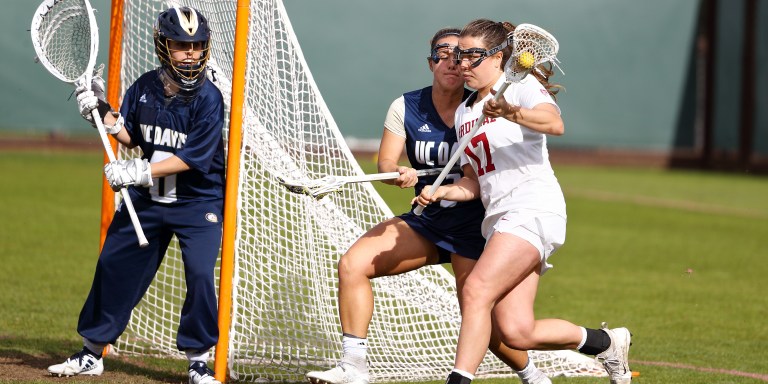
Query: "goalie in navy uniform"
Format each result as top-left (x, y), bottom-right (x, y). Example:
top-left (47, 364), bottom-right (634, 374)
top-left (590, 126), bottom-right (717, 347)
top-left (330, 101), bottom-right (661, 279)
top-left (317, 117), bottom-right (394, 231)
top-left (48, 6), bottom-right (225, 384)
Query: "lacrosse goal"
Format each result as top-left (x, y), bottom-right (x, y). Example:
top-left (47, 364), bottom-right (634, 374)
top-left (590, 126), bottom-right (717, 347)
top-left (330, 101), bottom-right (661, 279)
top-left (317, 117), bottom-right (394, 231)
top-left (104, 0), bottom-right (607, 382)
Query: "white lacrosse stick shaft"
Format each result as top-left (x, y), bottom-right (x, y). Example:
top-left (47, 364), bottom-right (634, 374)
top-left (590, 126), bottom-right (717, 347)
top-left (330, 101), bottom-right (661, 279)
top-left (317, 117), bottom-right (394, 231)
top-left (93, 108), bottom-right (149, 248)
top-left (31, 0), bottom-right (148, 247)
top-left (412, 84), bottom-right (510, 216)
top-left (334, 167), bottom-right (450, 184)
top-left (280, 167), bottom-right (456, 199)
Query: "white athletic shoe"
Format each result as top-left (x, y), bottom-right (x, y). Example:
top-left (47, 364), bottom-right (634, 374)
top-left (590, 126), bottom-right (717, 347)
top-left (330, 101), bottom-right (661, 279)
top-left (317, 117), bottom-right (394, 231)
top-left (596, 322), bottom-right (632, 384)
top-left (188, 361), bottom-right (221, 384)
top-left (519, 369), bottom-right (552, 384)
top-left (47, 349), bottom-right (104, 377)
top-left (306, 359), bottom-right (369, 384)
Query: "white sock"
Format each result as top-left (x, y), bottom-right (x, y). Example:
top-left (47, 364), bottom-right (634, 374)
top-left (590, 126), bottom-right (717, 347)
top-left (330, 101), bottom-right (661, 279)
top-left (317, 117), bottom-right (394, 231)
top-left (576, 326), bottom-right (588, 350)
top-left (516, 358), bottom-right (535, 378)
top-left (451, 369), bottom-right (475, 380)
top-left (83, 338), bottom-right (106, 358)
top-left (185, 350), bottom-right (210, 364)
top-left (342, 335), bottom-right (367, 360)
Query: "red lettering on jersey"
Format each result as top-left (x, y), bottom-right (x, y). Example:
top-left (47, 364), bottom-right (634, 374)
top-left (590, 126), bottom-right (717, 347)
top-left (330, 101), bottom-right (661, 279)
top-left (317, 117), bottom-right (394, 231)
top-left (467, 132), bottom-right (496, 176)
top-left (458, 119), bottom-right (475, 138)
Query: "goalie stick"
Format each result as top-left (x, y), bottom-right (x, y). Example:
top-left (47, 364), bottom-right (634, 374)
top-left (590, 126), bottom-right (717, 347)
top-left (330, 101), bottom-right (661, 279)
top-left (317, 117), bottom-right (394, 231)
top-left (414, 23), bottom-right (560, 215)
top-left (31, 0), bottom-right (149, 247)
top-left (279, 167), bottom-right (459, 199)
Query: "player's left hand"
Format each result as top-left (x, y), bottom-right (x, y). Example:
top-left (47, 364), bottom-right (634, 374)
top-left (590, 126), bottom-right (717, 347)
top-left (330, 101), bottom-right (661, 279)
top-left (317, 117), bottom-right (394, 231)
top-left (104, 158), bottom-right (153, 191)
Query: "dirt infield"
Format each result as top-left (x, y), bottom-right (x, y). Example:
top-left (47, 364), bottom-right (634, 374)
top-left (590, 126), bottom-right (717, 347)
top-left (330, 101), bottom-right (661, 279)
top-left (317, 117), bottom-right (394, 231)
top-left (0, 133), bottom-right (670, 166)
top-left (0, 353), bottom-right (182, 384)
top-left (0, 134), bottom-right (102, 152)
top-left (2, 133), bottom-right (765, 174)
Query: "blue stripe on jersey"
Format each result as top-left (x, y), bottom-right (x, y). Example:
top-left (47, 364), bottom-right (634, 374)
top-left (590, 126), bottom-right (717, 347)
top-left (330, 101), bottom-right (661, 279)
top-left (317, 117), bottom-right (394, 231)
top-left (120, 70), bottom-right (225, 203)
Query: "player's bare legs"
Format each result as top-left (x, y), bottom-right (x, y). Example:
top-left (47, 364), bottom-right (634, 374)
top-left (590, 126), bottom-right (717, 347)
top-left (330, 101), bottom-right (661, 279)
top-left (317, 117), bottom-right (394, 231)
top-left (340, 219), bottom-right (535, 371)
top-left (338, 217), bottom-right (439, 339)
top-left (453, 233), bottom-right (541, 372)
top-left (452, 256), bottom-right (549, 383)
top-left (451, 232), bottom-right (629, 384)
top-left (307, 217), bottom-right (437, 384)
top-left (307, 219), bottom-right (549, 384)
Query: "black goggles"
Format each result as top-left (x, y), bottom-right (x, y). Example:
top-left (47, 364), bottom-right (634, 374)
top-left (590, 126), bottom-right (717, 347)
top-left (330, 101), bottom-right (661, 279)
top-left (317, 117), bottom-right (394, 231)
top-left (452, 36), bottom-right (512, 68)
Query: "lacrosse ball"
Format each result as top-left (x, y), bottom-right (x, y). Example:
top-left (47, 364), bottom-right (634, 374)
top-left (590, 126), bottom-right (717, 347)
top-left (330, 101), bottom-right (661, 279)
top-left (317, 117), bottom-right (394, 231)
top-left (518, 51), bottom-right (535, 69)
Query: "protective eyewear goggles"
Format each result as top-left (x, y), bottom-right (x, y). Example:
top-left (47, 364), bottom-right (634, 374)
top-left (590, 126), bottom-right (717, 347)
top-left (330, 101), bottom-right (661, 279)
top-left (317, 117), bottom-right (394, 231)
top-left (452, 36), bottom-right (512, 68)
top-left (430, 43), bottom-right (457, 63)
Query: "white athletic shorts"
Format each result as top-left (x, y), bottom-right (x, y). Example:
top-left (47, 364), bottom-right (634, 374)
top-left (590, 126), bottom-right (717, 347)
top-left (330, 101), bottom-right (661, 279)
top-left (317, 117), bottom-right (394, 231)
top-left (483, 209), bottom-right (566, 275)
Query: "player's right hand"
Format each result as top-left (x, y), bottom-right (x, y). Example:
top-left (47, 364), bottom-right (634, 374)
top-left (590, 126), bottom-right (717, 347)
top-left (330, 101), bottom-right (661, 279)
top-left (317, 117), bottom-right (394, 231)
top-left (104, 158), bottom-right (154, 192)
top-left (75, 87), bottom-right (98, 126)
top-left (412, 185), bottom-right (447, 208)
top-left (395, 166), bottom-right (418, 189)
top-left (75, 76), bottom-right (111, 127)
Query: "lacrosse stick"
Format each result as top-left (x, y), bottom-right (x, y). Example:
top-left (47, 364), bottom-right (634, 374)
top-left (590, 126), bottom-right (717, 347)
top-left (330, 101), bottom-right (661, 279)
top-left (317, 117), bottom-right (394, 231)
top-left (414, 23), bottom-right (560, 215)
top-left (31, 0), bottom-right (149, 247)
top-left (278, 167), bottom-right (459, 199)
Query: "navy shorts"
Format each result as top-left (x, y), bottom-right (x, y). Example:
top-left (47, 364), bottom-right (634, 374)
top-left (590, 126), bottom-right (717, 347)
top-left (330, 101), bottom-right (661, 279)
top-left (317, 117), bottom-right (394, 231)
top-left (78, 193), bottom-right (223, 351)
top-left (398, 199), bottom-right (486, 263)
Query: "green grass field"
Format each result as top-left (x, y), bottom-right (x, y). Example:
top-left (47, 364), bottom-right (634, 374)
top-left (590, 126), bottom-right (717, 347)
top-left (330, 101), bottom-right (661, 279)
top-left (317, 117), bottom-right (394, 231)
top-left (1, 149), bottom-right (767, 383)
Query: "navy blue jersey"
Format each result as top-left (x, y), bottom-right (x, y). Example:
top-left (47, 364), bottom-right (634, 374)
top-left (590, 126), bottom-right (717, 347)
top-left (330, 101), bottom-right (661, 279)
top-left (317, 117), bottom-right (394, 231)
top-left (402, 86), bottom-right (484, 215)
top-left (397, 86), bottom-right (486, 260)
top-left (120, 70), bottom-right (225, 204)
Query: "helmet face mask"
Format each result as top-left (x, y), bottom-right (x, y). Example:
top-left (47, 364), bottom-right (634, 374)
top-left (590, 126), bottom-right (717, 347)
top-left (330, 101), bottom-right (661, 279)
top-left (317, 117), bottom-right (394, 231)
top-left (153, 6), bottom-right (211, 99)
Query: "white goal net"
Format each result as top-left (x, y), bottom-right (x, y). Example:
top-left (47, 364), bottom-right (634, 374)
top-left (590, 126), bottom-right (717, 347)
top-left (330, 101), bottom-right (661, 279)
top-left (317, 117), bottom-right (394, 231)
top-left (113, 0), bottom-right (607, 381)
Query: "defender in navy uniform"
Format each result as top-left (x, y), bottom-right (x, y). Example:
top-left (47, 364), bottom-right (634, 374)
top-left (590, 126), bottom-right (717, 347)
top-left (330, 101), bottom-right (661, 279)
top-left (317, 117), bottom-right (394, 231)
top-left (305, 28), bottom-right (550, 384)
top-left (49, 7), bottom-right (224, 384)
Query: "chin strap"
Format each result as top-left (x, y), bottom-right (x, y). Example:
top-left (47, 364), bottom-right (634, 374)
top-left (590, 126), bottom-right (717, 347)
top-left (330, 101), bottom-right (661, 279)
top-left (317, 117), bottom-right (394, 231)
top-left (158, 67), bottom-right (203, 103)
top-left (158, 68), bottom-right (177, 97)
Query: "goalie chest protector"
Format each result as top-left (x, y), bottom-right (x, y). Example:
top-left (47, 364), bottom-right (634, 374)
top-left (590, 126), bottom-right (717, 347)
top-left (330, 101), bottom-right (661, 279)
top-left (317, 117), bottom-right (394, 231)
top-left (120, 70), bottom-right (226, 204)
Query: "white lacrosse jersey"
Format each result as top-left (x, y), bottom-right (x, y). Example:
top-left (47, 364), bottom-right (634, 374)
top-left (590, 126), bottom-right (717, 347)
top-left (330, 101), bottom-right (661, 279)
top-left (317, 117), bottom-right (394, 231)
top-left (455, 74), bottom-right (567, 234)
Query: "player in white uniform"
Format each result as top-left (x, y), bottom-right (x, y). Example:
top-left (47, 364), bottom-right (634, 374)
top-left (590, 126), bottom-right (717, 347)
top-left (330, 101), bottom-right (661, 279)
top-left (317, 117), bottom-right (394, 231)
top-left (416, 19), bottom-right (633, 384)
top-left (305, 28), bottom-right (550, 384)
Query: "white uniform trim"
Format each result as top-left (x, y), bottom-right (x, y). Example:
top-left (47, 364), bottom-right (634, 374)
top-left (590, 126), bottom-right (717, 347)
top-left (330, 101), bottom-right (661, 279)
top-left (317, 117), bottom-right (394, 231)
top-left (174, 6), bottom-right (200, 36)
top-left (383, 96), bottom-right (406, 138)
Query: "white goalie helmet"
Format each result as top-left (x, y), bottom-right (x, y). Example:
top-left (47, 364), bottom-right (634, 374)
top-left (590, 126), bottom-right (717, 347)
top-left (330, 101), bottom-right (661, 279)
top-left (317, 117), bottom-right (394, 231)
top-left (153, 6), bottom-right (212, 98)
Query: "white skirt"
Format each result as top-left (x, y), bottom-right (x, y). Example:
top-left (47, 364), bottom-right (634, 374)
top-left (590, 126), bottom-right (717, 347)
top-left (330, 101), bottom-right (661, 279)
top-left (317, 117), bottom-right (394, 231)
top-left (483, 209), bottom-right (567, 275)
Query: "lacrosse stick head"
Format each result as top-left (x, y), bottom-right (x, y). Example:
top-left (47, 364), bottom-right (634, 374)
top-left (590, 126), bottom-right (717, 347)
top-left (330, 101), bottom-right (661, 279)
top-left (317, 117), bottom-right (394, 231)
top-left (30, 0), bottom-right (98, 87)
top-left (504, 23), bottom-right (560, 82)
top-left (277, 175), bottom-right (343, 199)
top-left (153, 6), bottom-right (212, 99)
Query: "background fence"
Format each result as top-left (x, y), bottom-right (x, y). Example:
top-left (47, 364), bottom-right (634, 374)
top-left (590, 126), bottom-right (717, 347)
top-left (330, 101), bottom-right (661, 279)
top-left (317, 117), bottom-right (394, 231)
top-left (3, 0), bottom-right (767, 171)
